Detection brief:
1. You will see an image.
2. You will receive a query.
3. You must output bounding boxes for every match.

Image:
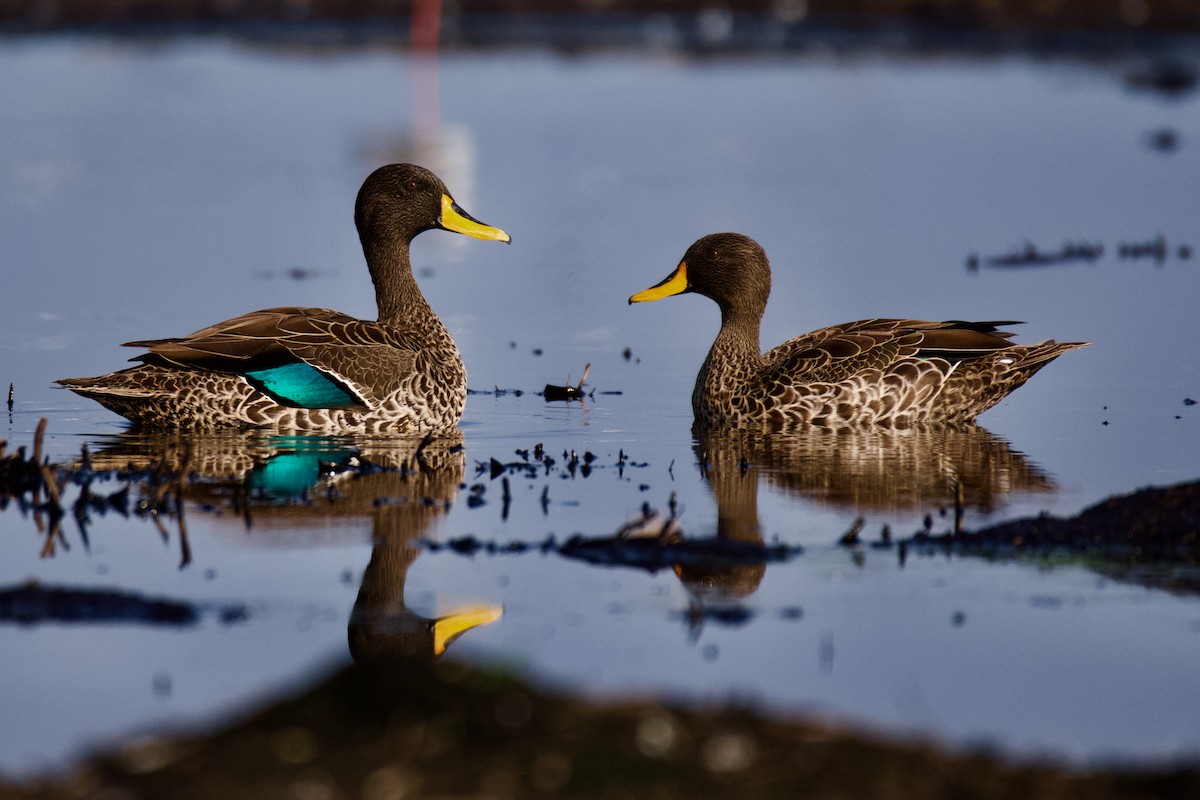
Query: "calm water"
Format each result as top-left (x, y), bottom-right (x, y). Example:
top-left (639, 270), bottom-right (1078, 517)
top-left (2, 35), bottom-right (1200, 774)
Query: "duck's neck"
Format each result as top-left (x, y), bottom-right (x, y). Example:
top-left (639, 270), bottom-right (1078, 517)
top-left (713, 307), bottom-right (763, 365)
top-left (364, 235), bottom-right (435, 330)
top-left (694, 310), bottom-right (764, 412)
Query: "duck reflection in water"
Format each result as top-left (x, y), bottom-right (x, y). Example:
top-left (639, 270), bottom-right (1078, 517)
top-left (82, 431), bottom-right (502, 666)
top-left (668, 424), bottom-right (1057, 612)
top-left (696, 423), bottom-right (1056, 517)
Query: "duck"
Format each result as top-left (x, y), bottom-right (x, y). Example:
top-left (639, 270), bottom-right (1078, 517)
top-left (629, 232), bottom-right (1087, 430)
top-left (58, 164), bottom-right (510, 433)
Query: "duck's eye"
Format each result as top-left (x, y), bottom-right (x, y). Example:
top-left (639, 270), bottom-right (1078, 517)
top-left (708, 248), bottom-right (720, 260)
top-left (406, 179), bottom-right (420, 191)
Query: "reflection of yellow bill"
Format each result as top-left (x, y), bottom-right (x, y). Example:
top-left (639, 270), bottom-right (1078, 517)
top-left (432, 604), bottom-right (504, 657)
top-left (629, 260), bottom-right (689, 303)
top-left (439, 194), bottom-right (511, 243)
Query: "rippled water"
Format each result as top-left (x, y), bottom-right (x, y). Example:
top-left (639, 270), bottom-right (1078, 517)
top-left (2, 34), bottom-right (1199, 774)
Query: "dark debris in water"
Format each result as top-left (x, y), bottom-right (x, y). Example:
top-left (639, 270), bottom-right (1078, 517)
top-left (474, 443), bottom-right (647, 484)
top-left (544, 361), bottom-right (592, 402)
top-left (467, 387), bottom-right (526, 397)
top-left (422, 529), bottom-right (802, 575)
top-left (253, 266), bottom-right (330, 281)
top-left (967, 234), bottom-right (1192, 270)
top-left (543, 383), bottom-right (589, 401)
top-left (464, 363), bottom-right (626, 402)
top-left (0, 581), bottom-right (247, 627)
top-left (558, 533), bottom-right (801, 572)
top-left (969, 239), bottom-right (1104, 269)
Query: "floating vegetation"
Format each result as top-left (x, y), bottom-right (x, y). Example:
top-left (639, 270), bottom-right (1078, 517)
top-left (969, 239), bottom-right (1104, 268)
top-left (467, 387), bottom-right (526, 397)
top-left (967, 234), bottom-right (1192, 270)
top-left (474, 443), bottom-right (647, 484)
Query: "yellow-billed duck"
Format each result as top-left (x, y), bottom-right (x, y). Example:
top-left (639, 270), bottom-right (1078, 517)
top-left (58, 164), bottom-right (510, 432)
top-left (630, 232), bottom-right (1087, 429)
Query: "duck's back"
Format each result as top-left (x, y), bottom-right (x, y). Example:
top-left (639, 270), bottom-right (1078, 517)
top-left (697, 319), bottom-right (1085, 430)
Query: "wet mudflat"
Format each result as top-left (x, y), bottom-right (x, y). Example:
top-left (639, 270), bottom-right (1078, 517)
top-left (2, 23), bottom-right (1200, 794)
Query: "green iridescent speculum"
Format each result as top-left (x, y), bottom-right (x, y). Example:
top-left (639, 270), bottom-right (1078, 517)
top-left (244, 362), bottom-right (359, 409)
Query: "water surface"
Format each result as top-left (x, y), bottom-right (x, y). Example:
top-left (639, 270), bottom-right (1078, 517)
top-left (2, 35), bottom-right (1199, 774)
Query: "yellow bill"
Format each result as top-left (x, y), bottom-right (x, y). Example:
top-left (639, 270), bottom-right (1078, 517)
top-left (439, 194), bottom-right (511, 243)
top-left (629, 260), bottom-right (689, 304)
top-left (432, 603), bottom-right (504, 657)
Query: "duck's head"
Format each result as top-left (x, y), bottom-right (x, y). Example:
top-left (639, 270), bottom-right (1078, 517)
top-left (354, 163), bottom-right (511, 246)
top-left (629, 232), bottom-right (770, 319)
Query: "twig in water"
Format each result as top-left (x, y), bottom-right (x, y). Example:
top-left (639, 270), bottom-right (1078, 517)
top-left (543, 362), bottom-right (592, 401)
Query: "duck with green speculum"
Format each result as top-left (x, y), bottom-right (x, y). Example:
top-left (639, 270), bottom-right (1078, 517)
top-left (59, 164), bottom-right (510, 433)
top-left (629, 232), bottom-right (1087, 430)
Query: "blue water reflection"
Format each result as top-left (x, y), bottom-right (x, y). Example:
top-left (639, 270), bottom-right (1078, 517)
top-left (2, 36), bottom-right (1199, 772)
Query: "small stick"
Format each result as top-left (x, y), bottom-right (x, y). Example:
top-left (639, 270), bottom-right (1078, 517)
top-left (953, 479), bottom-right (964, 536)
top-left (838, 516), bottom-right (865, 546)
top-left (177, 494), bottom-right (192, 569)
top-left (32, 418), bottom-right (47, 506)
top-left (39, 461), bottom-right (62, 509)
top-left (32, 417), bottom-right (46, 464)
top-left (31, 415), bottom-right (62, 509)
